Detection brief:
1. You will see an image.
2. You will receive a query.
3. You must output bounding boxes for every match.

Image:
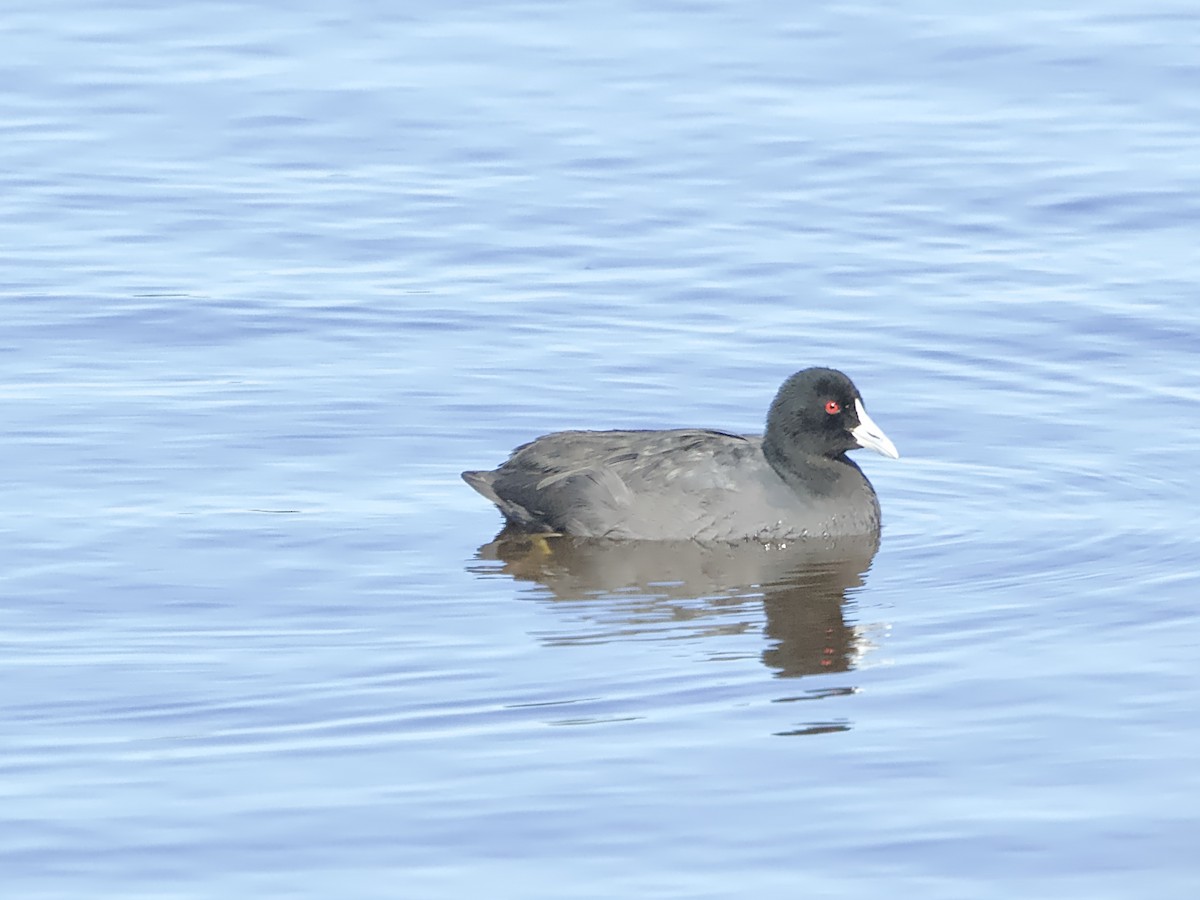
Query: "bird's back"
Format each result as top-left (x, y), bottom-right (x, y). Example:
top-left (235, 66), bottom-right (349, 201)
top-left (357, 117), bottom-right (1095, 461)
top-left (463, 428), bottom-right (780, 540)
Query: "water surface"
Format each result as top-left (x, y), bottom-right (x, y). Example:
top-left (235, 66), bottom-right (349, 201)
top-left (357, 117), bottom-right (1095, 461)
top-left (3, 2), bottom-right (1200, 898)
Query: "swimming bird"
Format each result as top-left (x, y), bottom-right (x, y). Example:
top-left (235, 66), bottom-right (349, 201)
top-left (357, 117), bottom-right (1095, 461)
top-left (462, 367), bottom-right (898, 542)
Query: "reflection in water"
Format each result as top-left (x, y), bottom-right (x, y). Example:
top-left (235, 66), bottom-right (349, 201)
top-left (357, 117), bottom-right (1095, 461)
top-left (470, 529), bottom-right (880, 679)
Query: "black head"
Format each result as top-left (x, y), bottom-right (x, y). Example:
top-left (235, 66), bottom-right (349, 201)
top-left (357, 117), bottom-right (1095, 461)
top-left (764, 367), bottom-right (898, 463)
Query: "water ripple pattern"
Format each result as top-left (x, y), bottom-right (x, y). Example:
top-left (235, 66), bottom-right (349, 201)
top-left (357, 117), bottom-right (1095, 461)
top-left (2, 2), bottom-right (1199, 898)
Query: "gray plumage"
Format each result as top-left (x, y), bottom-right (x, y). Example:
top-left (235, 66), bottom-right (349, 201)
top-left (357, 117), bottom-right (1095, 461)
top-left (463, 367), bottom-right (898, 542)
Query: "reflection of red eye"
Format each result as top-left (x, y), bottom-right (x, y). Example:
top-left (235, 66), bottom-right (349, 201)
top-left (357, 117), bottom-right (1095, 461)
top-left (824, 400), bottom-right (841, 415)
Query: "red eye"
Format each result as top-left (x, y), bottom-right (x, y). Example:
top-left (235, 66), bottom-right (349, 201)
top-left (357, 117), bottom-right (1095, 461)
top-left (824, 400), bottom-right (841, 415)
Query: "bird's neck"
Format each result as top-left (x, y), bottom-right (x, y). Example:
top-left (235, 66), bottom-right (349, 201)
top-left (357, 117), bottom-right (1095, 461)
top-left (762, 437), bottom-right (862, 496)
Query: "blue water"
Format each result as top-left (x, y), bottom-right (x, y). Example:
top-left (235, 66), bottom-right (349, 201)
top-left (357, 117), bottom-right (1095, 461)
top-left (3, 2), bottom-right (1200, 897)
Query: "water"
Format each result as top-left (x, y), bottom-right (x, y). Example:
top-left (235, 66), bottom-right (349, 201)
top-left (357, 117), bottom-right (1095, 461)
top-left (3, 2), bottom-right (1200, 897)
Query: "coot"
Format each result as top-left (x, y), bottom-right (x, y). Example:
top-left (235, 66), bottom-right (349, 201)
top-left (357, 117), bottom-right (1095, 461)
top-left (462, 367), bottom-right (898, 542)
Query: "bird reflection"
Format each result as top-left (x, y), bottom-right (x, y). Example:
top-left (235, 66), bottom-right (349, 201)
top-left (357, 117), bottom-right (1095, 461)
top-left (469, 528), bottom-right (880, 678)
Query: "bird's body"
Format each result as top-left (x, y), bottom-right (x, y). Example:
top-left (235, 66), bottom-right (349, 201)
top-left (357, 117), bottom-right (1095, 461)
top-left (463, 368), bottom-right (898, 543)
